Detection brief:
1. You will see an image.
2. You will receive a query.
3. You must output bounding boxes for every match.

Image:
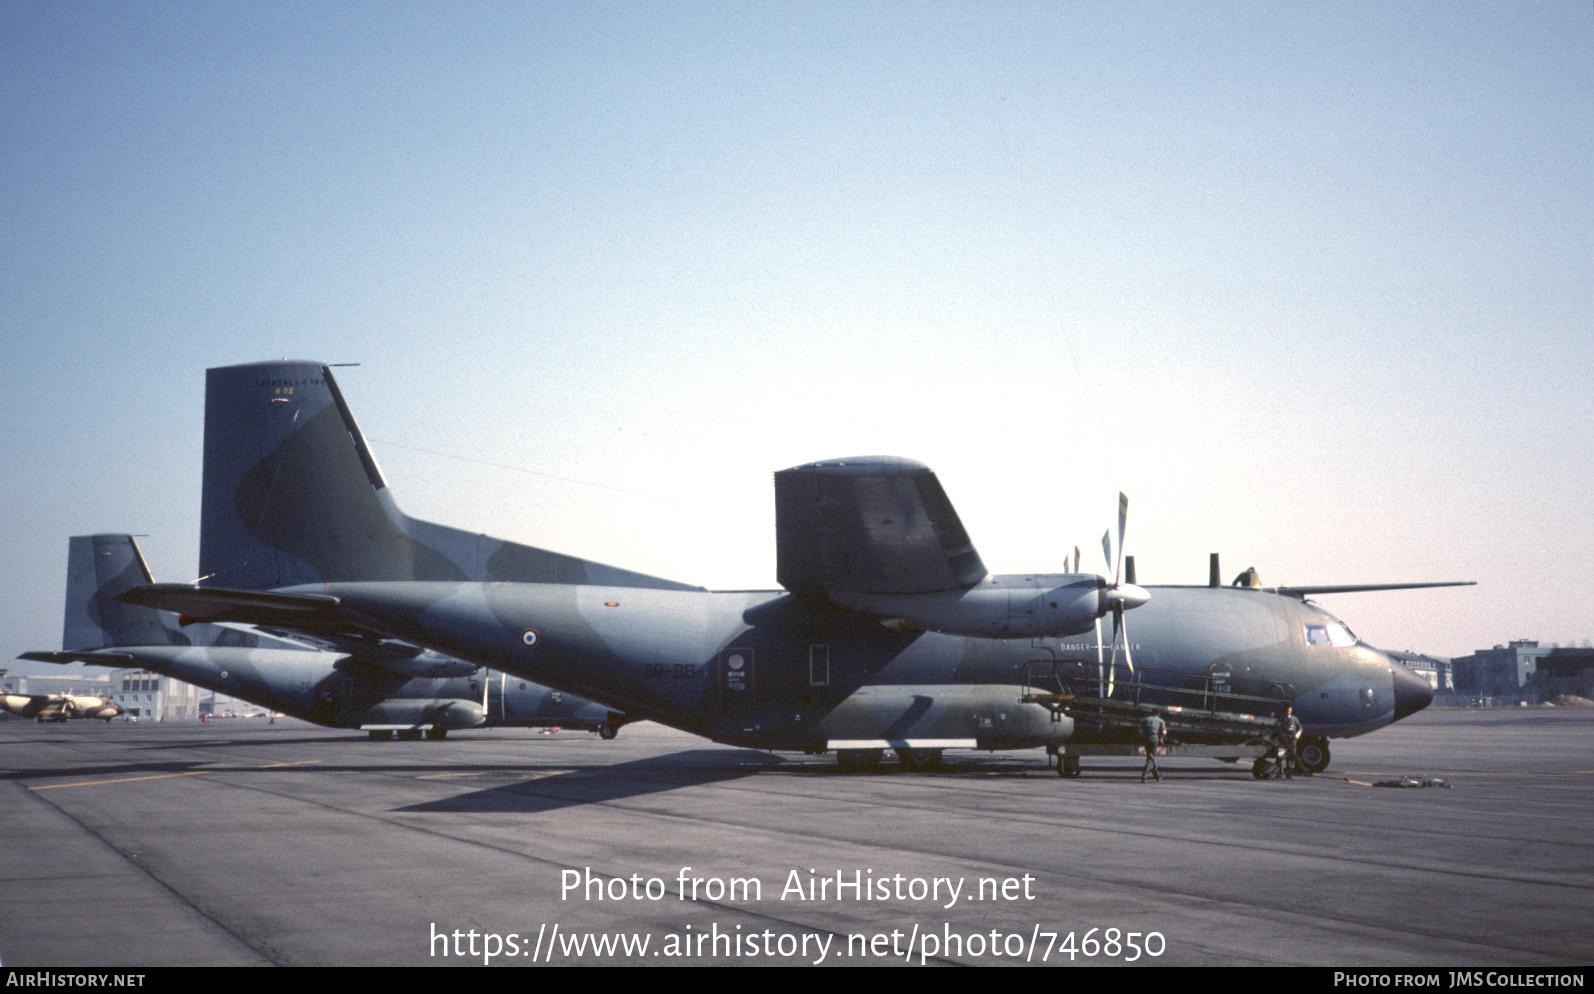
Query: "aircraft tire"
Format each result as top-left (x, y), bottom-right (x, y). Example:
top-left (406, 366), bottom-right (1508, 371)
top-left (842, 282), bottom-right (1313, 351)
top-left (1057, 755), bottom-right (1080, 778)
top-left (368, 730), bottom-right (393, 741)
top-left (1252, 757), bottom-right (1273, 779)
top-left (896, 748), bottom-right (942, 771)
top-left (836, 749), bottom-right (883, 773)
top-left (425, 727), bottom-right (448, 741)
top-left (1297, 738), bottom-right (1330, 774)
top-left (598, 724), bottom-right (618, 740)
top-left (397, 729), bottom-right (423, 741)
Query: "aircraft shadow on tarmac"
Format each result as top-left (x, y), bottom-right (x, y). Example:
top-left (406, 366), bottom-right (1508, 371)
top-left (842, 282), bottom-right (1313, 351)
top-left (397, 749), bottom-right (787, 814)
top-left (393, 750), bottom-right (1286, 814)
top-left (116, 732), bottom-right (415, 751)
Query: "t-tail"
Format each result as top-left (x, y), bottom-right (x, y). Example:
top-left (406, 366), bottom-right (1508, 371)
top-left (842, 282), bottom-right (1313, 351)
top-left (199, 361), bottom-right (700, 591)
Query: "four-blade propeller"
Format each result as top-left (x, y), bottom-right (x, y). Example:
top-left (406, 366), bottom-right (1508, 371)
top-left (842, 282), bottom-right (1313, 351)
top-left (1095, 493), bottom-right (1150, 696)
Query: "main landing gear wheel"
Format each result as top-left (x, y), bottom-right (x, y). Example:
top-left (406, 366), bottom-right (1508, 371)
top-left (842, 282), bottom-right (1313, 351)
top-left (896, 748), bottom-right (942, 771)
top-left (368, 729), bottom-right (393, 741)
top-left (598, 724), bottom-right (618, 740)
top-left (1056, 755), bottom-right (1081, 778)
top-left (836, 749), bottom-right (883, 773)
top-left (424, 726), bottom-right (448, 740)
top-left (1252, 756), bottom-right (1277, 779)
top-left (1297, 737), bottom-right (1330, 774)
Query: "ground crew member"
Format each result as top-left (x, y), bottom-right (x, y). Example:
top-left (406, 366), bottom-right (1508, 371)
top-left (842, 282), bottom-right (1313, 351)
top-left (1140, 712), bottom-right (1167, 782)
top-left (1278, 705), bottom-right (1302, 778)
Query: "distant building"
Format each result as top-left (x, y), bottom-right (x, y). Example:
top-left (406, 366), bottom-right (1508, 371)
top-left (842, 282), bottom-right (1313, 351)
top-left (1450, 641), bottom-right (1594, 704)
top-left (110, 669), bottom-right (201, 721)
top-left (1528, 648), bottom-right (1594, 702)
top-left (1387, 650), bottom-right (1450, 693)
top-left (1, 671), bottom-right (116, 699)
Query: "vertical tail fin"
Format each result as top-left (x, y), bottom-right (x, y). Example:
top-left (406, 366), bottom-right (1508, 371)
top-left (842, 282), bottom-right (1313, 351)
top-left (199, 361), bottom-right (699, 591)
top-left (63, 535), bottom-right (189, 650)
top-left (199, 361), bottom-right (432, 588)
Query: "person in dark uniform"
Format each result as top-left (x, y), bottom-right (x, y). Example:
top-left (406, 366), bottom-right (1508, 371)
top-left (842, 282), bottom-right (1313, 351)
top-left (1140, 712), bottom-right (1167, 782)
top-left (1278, 705), bottom-right (1302, 779)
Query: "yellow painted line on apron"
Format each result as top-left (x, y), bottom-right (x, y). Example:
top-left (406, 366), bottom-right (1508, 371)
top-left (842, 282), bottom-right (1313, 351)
top-left (28, 759), bottom-right (321, 790)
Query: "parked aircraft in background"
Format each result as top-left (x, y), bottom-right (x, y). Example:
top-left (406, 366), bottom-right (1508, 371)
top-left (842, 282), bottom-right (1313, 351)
top-left (0, 684), bottom-right (122, 722)
top-left (125, 361), bottom-right (1462, 774)
top-left (24, 534), bottom-right (625, 740)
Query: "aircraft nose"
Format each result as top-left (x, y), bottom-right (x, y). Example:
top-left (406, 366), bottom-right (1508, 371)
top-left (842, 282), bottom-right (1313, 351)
top-left (1390, 663), bottom-right (1434, 722)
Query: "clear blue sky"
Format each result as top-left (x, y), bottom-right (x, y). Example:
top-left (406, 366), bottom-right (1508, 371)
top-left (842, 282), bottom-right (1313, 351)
top-left (3, 1), bottom-right (1590, 672)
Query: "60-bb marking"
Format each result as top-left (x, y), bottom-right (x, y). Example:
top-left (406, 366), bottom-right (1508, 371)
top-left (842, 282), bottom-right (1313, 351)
top-left (643, 664), bottom-right (699, 679)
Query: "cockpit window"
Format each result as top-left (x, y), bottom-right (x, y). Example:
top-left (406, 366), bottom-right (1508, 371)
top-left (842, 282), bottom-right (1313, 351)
top-left (1306, 623), bottom-right (1358, 647)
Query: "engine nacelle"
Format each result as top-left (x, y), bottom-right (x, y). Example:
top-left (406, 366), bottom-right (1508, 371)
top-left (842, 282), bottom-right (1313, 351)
top-left (360, 698), bottom-right (487, 730)
top-left (830, 574), bottom-right (1111, 638)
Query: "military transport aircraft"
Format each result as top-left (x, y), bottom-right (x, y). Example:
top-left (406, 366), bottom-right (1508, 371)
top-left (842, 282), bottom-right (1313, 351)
top-left (0, 683), bottom-right (122, 722)
top-left (24, 534), bottom-right (626, 740)
top-left (123, 360), bottom-right (1461, 775)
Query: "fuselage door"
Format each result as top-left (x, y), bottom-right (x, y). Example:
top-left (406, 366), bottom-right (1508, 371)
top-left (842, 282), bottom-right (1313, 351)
top-left (486, 670), bottom-right (502, 720)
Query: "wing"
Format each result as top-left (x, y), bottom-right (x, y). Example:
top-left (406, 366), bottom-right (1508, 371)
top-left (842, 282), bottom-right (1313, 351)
top-left (1270, 582), bottom-right (1476, 599)
top-left (775, 457), bottom-right (987, 596)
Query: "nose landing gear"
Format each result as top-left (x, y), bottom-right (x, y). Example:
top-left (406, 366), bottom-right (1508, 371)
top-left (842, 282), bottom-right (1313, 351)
top-left (1296, 737), bottom-right (1330, 774)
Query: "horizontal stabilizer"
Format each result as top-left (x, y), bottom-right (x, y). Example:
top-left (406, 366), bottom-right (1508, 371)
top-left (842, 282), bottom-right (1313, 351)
top-left (120, 583), bottom-right (340, 620)
top-left (20, 650), bottom-right (137, 666)
top-left (115, 584), bottom-right (398, 643)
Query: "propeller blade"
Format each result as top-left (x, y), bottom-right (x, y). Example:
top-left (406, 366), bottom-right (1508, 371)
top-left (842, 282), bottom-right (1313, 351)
top-left (1100, 530), bottom-right (1111, 572)
top-left (1110, 607), bottom-right (1121, 678)
top-left (1095, 616), bottom-right (1105, 697)
top-left (1115, 492), bottom-right (1128, 586)
top-left (1073, 546), bottom-right (1081, 574)
top-left (1120, 608), bottom-right (1134, 674)
top-left (1105, 628), bottom-right (1115, 697)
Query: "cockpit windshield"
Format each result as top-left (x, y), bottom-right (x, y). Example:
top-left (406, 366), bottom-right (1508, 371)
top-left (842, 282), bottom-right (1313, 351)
top-left (1305, 622), bottom-right (1358, 647)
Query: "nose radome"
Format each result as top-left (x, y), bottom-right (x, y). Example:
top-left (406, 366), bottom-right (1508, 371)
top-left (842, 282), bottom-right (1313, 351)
top-left (1391, 663), bottom-right (1434, 722)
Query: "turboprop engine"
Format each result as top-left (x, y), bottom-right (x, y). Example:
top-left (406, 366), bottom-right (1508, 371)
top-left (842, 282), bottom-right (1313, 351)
top-left (828, 573), bottom-right (1148, 638)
